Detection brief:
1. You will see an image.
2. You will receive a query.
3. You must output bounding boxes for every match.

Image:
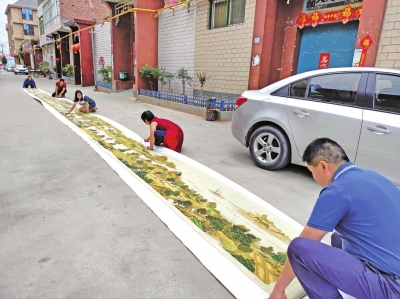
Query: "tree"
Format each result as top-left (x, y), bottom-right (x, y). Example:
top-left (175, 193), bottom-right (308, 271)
top-left (1, 56), bottom-right (7, 67)
top-left (208, 202), bottom-right (217, 209)
top-left (159, 68), bottom-right (175, 92)
top-left (231, 254), bottom-right (255, 273)
top-left (176, 67), bottom-right (192, 95)
top-left (164, 189), bottom-right (173, 196)
top-left (39, 61), bottom-right (50, 72)
top-left (210, 218), bottom-right (225, 231)
top-left (271, 252), bottom-right (287, 265)
top-left (260, 246), bottom-right (274, 255)
top-left (139, 64), bottom-right (160, 91)
top-left (238, 244), bottom-right (253, 253)
top-left (196, 72), bottom-right (211, 97)
top-left (196, 208), bottom-right (207, 215)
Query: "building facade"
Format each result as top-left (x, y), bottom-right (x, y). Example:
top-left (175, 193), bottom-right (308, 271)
top-left (37, 0), bottom-right (110, 86)
top-left (376, 0), bottom-right (400, 69)
top-left (5, 0), bottom-right (39, 65)
top-left (146, 0), bottom-right (389, 100)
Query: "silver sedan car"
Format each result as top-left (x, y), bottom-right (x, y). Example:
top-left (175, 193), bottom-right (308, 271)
top-left (232, 67), bottom-right (400, 185)
top-left (13, 64), bottom-right (29, 75)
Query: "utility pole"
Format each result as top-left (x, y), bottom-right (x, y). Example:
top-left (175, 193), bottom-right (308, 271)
top-left (0, 42), bottom-right (7, 54)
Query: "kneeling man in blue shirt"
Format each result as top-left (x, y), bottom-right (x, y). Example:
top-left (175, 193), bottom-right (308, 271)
top-left (23, 75), bottom-right (37, 89)
top-left (269, 138), bottom-right (400, 299)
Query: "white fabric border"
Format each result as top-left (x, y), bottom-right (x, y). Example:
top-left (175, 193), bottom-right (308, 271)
top-left (23, 89), bottom-right (320, 299)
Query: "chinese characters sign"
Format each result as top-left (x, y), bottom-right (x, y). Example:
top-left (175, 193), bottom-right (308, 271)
top-left (296, 5), bottom-right (362, 28)
top-left (318, 53), bottom-right (331, 69)
top-left (305, 0), bottom-right (363, 12)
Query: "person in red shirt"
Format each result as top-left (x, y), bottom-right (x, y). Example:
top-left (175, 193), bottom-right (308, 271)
top-left (52, 79), bottom-right (67, 98)
top-left (141, 110), bottom-right (184, 153)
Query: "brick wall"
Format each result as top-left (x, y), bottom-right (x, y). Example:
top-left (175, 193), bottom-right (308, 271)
top-left (194, 0), bottom-right (256, 98)
top-left (158, 4), bottom-right (196, 95)
top-left (60, 0), bottom-right (109, 24)
top-left (94, 22), bottom-right (112, 82)
top-left (375, 0), bottom-right (400, 68)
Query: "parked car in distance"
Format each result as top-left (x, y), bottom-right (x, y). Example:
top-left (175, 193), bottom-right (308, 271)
top-left (7, 65), bottom-right (14, 72)
top-left (232, 67), bottom-right (400, 185)
top-left (13, 64), bottom-right (29, 75)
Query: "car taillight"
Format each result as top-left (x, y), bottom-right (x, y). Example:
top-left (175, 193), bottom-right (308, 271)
top-left (235, 96), bottom-right (247, 110)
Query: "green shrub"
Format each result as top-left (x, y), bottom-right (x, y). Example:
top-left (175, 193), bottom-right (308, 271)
top-left (98, 65), bottom-right (112, 84)
top-left (62, 64), bottom-right (74, 78)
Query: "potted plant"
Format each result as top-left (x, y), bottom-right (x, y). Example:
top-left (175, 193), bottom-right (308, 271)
top-left (97, 65), bottom-right (112, 88)
top-left (196, 71), bottom-right (211, 98)
top-left (139, 64), bottom-right (160, 91)
top-left (176, 67), bottom-right (192, 95)
top-left (62, 64), bottom-right (74, 81)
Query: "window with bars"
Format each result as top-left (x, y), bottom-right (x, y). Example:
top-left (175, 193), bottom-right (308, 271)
top-left (22, 8), bottom-right (33, 21)
top-left (23, 24), bottom-right (34, 36)
top-left (210, 0), bottom-right (246, 29)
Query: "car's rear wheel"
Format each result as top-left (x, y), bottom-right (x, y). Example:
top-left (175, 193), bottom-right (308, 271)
top-left (249, 125), bottom-right (291, 170)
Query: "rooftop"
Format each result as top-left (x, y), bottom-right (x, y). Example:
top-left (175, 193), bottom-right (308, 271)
top-left (13, 0), bottom-right (38, 8)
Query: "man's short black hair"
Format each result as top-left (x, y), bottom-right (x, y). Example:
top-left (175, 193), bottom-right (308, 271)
top-left (303, 138), bottom-right (349, 167)
top-left (141, 110), bottom-right (154, 122)
top-left (59, 78), bottom-right (65, 82)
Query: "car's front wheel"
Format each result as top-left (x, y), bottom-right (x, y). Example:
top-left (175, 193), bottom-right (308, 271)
top-left (249, 125), bottom-right (291, 170)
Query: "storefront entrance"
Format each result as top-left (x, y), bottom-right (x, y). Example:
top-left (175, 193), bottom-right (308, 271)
top-left (297, 21), bottom-right (359, 73)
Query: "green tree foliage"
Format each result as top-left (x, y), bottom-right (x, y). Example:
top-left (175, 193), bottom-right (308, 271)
top-left (176, 67), bottom-right (192, 95)
top-left (1, 56), bottom-right (7, 66)
top-left (230, 226), bottom-right (252, 244)
top-left (139, 64), bottom-right (160, 91)
top-left (159, 68), bottom-right (175, 92)
top-left (231, 254), bottom-right (255, 273)
top-left (208, 202), bottom-right (217, 209)
top-left (271, 252), bottom-right (287, 265)
top-left (164, 189), bottom-right (173, 196)
top-left (62, 64), bottom-right (74, 78)
top-left (196, 72), bottom-right (211, 97)
top-left (97, 65), bottom-right (112, 84)
top-left (174, 200), bottom-right (193, 209)
top-left (238, 243), bottom-right (253, 253)
top-left (260, 246), bottom-right (274, 255)
top-left (134, 171), bottom-right (153, 184)
top-left (39, 61), bottom-right (50, 72)
top-left (232, 225), bottom-right (250, 233)
top-left (211, 219), bottom-right (225, 231)
top-left (196, 208), bottom-right (207, 215)
top-left (192, 216), bottom-right (205, 231)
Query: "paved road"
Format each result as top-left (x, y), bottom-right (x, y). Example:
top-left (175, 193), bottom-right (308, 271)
top-left (0, 72), bottom-right (321, 298)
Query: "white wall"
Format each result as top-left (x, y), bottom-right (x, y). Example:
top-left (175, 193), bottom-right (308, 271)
top-left (158, 4), bottom-right (196, 95)
top-left (93, 22), bottom-right (112, 83)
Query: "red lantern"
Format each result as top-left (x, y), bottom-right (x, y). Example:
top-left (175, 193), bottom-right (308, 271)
top-left (57, 44), bottom-right (61, 50)
top-left (75, 43), bottom-right (80, 52)
top-left (55, 57), bottom-right (60, 62)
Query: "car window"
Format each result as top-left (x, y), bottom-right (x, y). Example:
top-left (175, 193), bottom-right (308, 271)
top-left (375, 74), bottom-right (400, 114)
top-left (271, 86), bottom-right (289, 97)
top-left (307, 73), bottom-right (361, 106)
top-left (289, 79), bottom-right (308, 98)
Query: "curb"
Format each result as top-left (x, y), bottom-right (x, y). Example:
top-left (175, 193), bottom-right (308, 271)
top-left (137, 94), bottom-right (233, 121)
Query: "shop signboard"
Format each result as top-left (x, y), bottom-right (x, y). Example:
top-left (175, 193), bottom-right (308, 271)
top-left (305, 0), bottom-right (362, 12)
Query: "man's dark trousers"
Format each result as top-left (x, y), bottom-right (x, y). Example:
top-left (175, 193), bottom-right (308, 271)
top-left (288, 235), bottom-right (400, 299)
top-left (52, 88), bottom-right (67, 97)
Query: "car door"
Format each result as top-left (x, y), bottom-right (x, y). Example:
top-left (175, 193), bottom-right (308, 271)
top-left (286, 72), bottom-right (364, 161)
top-left (355, 73), bottom-right (400, 185)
